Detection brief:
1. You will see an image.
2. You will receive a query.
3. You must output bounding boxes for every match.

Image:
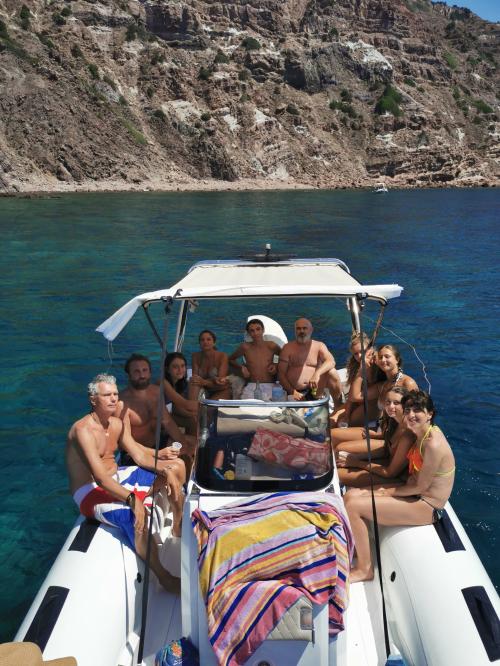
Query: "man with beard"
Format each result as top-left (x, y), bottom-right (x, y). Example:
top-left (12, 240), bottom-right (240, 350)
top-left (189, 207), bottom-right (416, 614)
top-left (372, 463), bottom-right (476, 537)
top-left (278, 318), bottom-right (342, 404)
top-left (119, 353), bottom-right (196, 458)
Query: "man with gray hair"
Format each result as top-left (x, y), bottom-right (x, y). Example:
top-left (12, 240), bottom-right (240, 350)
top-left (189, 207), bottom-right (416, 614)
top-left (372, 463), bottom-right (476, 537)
top-left (66, 373), bottom-right (184, 593)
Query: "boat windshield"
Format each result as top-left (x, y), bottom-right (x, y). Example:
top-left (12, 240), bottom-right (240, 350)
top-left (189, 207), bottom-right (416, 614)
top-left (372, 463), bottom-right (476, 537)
top-left (194, 396), bottom-right (333, 492)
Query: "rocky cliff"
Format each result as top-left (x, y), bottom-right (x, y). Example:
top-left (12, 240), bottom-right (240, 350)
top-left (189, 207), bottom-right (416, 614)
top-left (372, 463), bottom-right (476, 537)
top-left (0, 0), bottom-right (498, 192)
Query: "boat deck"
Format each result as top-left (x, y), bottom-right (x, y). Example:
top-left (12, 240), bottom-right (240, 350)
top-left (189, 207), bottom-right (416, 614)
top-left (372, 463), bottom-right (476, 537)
top-left (134, 554), bottom-right (386, 666)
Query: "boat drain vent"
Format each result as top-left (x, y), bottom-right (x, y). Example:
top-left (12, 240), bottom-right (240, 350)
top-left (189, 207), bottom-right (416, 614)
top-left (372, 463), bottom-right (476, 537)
top-left (390, 571), bottom-right (396, 582)
top-left (137, 572), bottom-right (142, 583)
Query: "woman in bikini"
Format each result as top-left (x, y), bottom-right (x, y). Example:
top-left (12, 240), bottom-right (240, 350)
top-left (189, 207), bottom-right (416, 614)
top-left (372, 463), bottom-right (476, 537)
top-left (376, 344), bottom-right (418, 405)
top-left (344, 390), bottom-right (455, 582)
top-left (331, 343), bottom-right (418, 449)
top-left (159, 352), bottom-right (198, 435)
top-left (336, 387), bottom-right (414, 487)
top-left (189, 330), bottom-right (231, 400)
top-left (332, 333), bottom-right (382, 427)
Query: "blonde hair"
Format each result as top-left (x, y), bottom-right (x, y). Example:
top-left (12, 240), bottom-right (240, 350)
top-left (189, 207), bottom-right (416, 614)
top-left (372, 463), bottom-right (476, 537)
top-left (346, 333), bottom-right (372, 385)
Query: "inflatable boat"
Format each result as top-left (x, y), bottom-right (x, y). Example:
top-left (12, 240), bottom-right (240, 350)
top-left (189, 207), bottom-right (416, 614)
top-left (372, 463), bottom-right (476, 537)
top-left (15, 252), bottom-right (500, 665)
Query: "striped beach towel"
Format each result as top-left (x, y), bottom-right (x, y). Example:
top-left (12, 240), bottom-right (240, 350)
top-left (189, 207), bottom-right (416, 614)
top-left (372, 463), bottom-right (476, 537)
top-left (192, 492), bottom-right (353, 666)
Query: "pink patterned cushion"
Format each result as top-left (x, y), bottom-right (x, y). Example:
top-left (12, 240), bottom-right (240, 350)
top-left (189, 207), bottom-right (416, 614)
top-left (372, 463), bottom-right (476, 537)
top-left (248, 428), bottom-right (330, 475)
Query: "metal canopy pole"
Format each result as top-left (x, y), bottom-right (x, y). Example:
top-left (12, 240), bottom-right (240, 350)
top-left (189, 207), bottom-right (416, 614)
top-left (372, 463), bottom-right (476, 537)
top-left (137, 296), bottom-right (173, 665)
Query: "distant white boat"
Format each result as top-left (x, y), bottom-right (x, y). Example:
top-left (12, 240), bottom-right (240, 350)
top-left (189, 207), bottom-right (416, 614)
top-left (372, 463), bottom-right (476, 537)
top-left (375, 182), bottom-right (388, 193)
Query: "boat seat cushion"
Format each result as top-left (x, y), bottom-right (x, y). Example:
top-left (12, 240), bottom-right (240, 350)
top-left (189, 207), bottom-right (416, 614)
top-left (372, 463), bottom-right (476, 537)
top-left (266, 596), bottom-right (313, 641)
top-left (248, 428), bottom-right (330, 475)
top-left (216, 405), bottom-right (306, 436)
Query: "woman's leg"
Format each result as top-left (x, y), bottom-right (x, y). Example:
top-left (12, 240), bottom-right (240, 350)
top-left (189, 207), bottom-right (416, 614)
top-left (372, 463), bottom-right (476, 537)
top-left (348, 401), bottom-right (380, 426)
top-left (338, 466), bottom-right (402, 488)
top-left (335, 437), bottom-right (386, 456)
top-left (344, 492), bottom-right (433, 582)
top-left (331, 427), bottom-right (366, 447)
top-left (172, 410), bottom-right (197, 436)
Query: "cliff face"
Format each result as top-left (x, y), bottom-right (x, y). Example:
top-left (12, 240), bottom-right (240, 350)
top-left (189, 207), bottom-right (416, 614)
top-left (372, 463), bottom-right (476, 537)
top-left (0, 0), bottom-right (498, 192)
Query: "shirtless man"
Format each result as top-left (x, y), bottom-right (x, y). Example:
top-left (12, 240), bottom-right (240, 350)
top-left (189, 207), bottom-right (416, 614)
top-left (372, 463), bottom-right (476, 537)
top-left (119, 353), bottom-right (196, 458)
top-left (278, 318), bottom-right (342, 404)
top-left (66, 374), bottom-right (184, 592)
top-left (229, 319), bottom-right (281, 400)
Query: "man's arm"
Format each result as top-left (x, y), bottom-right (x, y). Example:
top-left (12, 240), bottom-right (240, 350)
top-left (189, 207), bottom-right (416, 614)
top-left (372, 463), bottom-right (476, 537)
top-left (161, 403), bottom-right (191, 446)
top-left (309, 343), bottom-right (335, 388)
top-left (229, 346), bottom-right (250, 379)
top-left (120, 412), bottom-right (181, 469)
top-left (74, 421), bottom-right (148, 532)
top-left (75, 423), bottom-right (130, 501)
top-left (278, 345), bottom-right (302, 398)
top-left (228, 344), bottom-right (247, 373)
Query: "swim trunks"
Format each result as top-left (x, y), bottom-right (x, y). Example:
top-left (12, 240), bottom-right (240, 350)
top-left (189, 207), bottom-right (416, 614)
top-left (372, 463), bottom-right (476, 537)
top-left (241, 382), bottom-right (275, 401)
top-left (73, 466), bottom-right (155, 551)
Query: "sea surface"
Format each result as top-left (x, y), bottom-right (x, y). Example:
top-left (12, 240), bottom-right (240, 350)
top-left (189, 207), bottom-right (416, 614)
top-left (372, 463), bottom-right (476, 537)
top-left (0, 187), bottom-right (498, 640)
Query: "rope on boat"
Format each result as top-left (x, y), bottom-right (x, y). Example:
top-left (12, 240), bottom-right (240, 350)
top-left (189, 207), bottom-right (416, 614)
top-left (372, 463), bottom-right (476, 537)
top-left (369, 302), bottom-right (386, 347)
top-left (332, 295), bottom-right (431, 393)
top-left (105, 340), bottom-right (115, 373)
top-left (358, 298), bottom-right (392, 660)
top-left (137, 296), bottom-right (173, 665)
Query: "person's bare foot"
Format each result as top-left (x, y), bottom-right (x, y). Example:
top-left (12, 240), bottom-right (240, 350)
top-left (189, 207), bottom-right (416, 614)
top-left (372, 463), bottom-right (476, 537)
top-left (158, 570), bottom-right (181, 594)
top-left (349, 566), bottom-right (374, 583)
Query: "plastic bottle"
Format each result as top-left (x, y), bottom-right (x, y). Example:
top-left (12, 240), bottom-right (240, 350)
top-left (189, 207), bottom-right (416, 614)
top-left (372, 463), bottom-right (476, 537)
top-left (254, 381), bottom-right (263, 400)
top-left (272, 383), bottom-right (283, 401)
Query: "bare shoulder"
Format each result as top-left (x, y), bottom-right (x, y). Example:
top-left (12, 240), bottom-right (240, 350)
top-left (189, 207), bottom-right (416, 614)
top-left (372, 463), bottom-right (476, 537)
top-left (266, 341), bottom-right (281, 352)
top-left (147, 383), bottom-right (161, 399)
top-left (120, 386), bottom-right (132, 400)
top-left (429, 426), bottom-right (448, 446)
top-left (399, 429), bottom-right (416, 447)
top-left (230, 342), bottom-right (245, 356)
top-left (315, 340), bottom-right (331, 356)
top-left (73, 414), bottom-right (92, 433)
top-left (403, 375), bottom-right (418, 390)
top-left (68, 415), bottom-right (92, 443)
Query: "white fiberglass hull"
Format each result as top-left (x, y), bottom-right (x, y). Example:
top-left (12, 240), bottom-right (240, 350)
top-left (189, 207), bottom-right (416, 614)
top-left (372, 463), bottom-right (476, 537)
top-left (15, 491), bottom-right (499, 666)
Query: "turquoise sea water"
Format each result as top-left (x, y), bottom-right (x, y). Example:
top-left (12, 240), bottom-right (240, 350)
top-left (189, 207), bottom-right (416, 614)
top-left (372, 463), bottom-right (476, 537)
top-left (0, 188), bottom-right (498, 640)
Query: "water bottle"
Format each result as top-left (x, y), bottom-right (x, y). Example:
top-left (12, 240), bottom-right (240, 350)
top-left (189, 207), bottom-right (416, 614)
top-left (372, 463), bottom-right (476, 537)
top-left (272, 384), bottom-right (283, 401)
top-left (254, 381), bottom-right (263, 400)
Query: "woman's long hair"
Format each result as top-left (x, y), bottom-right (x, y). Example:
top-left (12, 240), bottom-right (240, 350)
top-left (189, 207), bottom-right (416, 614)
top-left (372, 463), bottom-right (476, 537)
top-left (164, 352), bottom-right (189, 395)
top-left (379, 386), bottom-right (410, 445)
top-left (346, 332), bottom-right (380, 385)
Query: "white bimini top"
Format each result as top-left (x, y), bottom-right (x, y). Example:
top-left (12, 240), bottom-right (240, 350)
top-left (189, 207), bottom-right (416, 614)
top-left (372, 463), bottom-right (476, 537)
top-left (96, 257), bottom-right (403, 341)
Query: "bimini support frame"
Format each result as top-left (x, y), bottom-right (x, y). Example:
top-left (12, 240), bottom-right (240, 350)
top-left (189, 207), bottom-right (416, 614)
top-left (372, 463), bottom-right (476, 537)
top-left (349, 294), bottom-right (387, 344)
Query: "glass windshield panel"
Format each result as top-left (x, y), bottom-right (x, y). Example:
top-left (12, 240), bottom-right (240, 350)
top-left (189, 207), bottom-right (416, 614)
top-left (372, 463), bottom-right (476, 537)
top-left (195, 397), bottom-right (333, 492)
